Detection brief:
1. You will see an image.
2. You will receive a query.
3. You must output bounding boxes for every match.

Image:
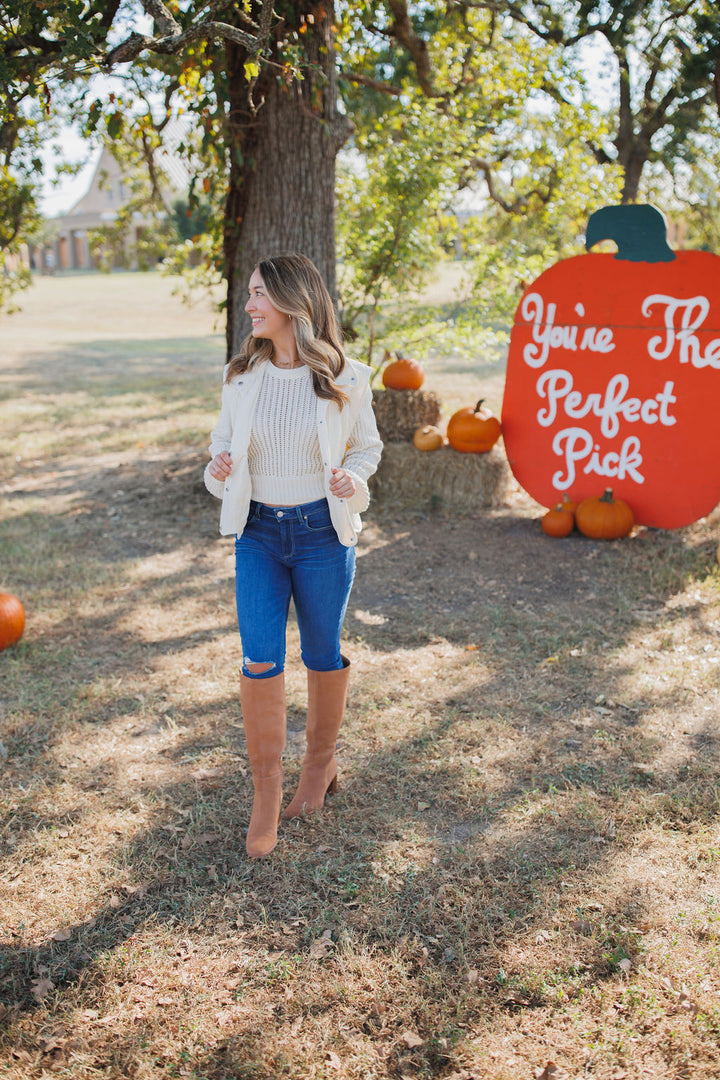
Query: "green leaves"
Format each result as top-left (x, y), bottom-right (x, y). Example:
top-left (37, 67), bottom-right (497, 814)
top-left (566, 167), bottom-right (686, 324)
top-left (335, 2), bottom-right (624, 363)
top-left (106, 111), bottom-right (123, 141)
top-left (1, 0), bottom-right (717, 326)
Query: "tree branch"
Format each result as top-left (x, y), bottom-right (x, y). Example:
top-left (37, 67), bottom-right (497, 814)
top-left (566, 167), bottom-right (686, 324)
top-left (615, 50), bottom-right (633, 154)
top-left (98, 1), bottom-right (124, 33)
top-left (454, 0), bottom-right (591, 47)
top-left (139, 127), bottom-right (169, 209)
top-left (157, 78), bottom-right (180, 132)
top-left (585, 140), bottom-right (614, 166)
top-left (142, 0), bottom-right (181, 37)
top-left (104, 1), bottom-right (275, 67)
top-left (384, 0), bottom-right (439, 97)
top-left (471, 154), bottom-right (557, 213)
top-left (338, 69), bottom-right (402, 96)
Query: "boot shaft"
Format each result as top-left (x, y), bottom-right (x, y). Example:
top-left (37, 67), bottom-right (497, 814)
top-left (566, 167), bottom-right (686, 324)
top-left (240, 671), bottom-right (287, 775)
top-left (305, 658), bottom-right (350, 764)
top-left (239, 671), bottom-right (287, 857)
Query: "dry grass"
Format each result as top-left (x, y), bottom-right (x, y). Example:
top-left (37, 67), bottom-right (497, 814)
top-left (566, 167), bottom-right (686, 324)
top-left (1, 272), bottom-right (720, 1080)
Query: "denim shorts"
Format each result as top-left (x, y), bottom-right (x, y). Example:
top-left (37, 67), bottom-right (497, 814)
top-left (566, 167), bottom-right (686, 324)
top-left (234, 498), bottom-right (356, 678)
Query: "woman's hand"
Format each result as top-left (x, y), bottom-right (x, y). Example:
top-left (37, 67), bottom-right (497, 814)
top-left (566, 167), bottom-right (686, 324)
top-left (209, 451), bottom-right (232, 481)
top-left (329, 467), bottom-right (356, 499)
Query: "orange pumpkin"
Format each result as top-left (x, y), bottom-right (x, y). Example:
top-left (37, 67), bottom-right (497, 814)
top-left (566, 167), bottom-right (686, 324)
top-left (382, 355), bottom-right (425, 391)
top-left (412, 425), bottom-right (444, 451)
top-left (541, 503), bottom-right (575, 537)
top-left (446, 399), bottom-right (501, 453)
top-left (575, 488), bottom-right (634, 540)
top-left (0, 592), bottom-right (25, 651)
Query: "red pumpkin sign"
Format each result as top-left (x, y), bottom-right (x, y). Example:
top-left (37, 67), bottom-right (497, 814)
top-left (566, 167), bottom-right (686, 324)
top-left (501, 205), bottom-right (720, 529)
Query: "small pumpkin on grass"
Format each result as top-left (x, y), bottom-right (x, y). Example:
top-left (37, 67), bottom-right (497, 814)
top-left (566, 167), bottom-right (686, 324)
top-left (0, 592), bottom-right (25, 651)
top-left (382, 354), bottom-right (425, 391)
top-left (541, 493), bottom-right (578, 537)
top-left (447, 399), bottom-right (501, 453)
top-left (412, 425), bottom-right (444, 451)
top-left (575, 488), bottom-right (634, 540)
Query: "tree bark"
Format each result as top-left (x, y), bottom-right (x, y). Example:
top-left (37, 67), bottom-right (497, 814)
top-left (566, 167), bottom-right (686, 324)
top-left (225, 2), bottom-right (352, 358)
top-left (619, 146), bottom-right (647, 203)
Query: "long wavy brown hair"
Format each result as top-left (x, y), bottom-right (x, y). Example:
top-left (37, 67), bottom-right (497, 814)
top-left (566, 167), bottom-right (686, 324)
top-left (226, 254), bottom-right (349, 407)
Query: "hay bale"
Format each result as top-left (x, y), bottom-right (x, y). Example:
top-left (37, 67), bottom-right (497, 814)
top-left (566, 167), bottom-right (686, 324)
top-left (369, 442), bottom-right (512, 514)
top-left (372, 388), bottom-right (442, 442)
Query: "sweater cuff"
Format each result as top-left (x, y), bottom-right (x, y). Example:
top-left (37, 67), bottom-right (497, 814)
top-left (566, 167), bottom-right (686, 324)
top-left (345, 470), bottom-right (370, 514)
top-left (204, 463), bottom-right (226, 500)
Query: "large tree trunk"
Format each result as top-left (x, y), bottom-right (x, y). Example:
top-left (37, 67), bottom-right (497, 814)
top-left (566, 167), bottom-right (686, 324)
top-left (224, 2), bottom-right (352, 359)
top-left (619, 148), bottom-right (647, 203)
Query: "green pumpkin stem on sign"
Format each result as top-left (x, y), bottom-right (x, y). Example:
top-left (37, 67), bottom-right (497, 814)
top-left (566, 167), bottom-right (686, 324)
top-left (585, 204), bottom-right (676, 264)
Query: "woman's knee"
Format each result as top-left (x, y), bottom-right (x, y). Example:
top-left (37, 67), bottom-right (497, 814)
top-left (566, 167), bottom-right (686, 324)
top-left (299, 645), bottom-right (343, 672)
top-left (242, 658), bottom-right (284, 679)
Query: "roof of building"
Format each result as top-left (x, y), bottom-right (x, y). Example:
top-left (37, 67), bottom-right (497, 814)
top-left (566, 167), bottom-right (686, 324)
top-left (56, 118), bottom-right (193, 226)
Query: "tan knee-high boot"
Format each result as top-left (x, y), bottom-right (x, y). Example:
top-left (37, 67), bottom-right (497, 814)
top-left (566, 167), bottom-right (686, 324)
top-left (240, 672), bottom-right (286, 858)
top-left (283, 657), bottom-right (350, 819)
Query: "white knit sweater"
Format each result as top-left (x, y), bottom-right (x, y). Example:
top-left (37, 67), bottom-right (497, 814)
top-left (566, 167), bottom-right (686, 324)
top-left (205, 357), bottom-right (383, 544)
top-left (248, 364), bottom-right (325, 504)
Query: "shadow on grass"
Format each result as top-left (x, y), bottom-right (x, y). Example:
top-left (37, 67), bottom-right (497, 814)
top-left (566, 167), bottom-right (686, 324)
top-left (0, 335), bottom-right (226, 401)
top-left (2, 335), bottom-right (720, 1075)
top-left (2, 478), bottom-right (720, 1075)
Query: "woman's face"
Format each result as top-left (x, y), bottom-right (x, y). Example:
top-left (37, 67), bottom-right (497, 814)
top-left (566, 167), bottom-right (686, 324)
top-left (245, 269), bottom-right (288, 342)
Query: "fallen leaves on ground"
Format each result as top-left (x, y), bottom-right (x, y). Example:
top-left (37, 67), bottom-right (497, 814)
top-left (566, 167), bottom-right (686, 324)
top-left (401, 1030), bottom-right (424, 1048)
top-left (308, 929), bottom-right (334, 959)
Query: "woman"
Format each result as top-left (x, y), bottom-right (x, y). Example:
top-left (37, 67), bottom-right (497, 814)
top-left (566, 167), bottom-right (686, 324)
top-left (205, 254), bottom-right (382, 858)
